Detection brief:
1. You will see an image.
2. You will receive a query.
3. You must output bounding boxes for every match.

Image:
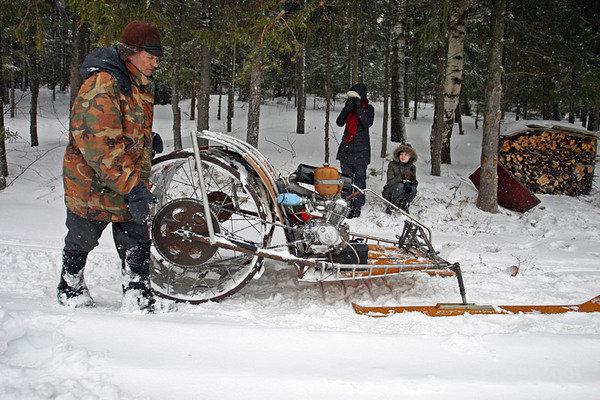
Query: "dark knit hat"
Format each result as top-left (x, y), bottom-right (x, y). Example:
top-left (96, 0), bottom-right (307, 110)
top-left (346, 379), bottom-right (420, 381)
top-left (119, 21), bottom-right (163, 57)
top-left (349, 83), bottom-right (368, 100)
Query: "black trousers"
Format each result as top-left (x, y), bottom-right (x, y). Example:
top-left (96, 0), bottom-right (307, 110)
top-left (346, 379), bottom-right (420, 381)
top-left (340, 162), bottom-right (367, 209)
top-left (64, 210), bottom-right (150, 258)
top-left (382, 183), bottom-right (417, 206)
top-left (62, 210), bottom-right (151, 290)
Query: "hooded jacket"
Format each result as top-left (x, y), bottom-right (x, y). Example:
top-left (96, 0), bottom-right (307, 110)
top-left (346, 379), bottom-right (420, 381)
top-left (383, 144), bottom-right (418, 191)
top-left (335, 83), bottom-right (375, 165)
top-left (63, 46), bottom-right (155, 222)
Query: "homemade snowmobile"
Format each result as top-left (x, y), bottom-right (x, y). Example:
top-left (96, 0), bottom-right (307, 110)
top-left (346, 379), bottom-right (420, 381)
top-left (149, 131), bottom-right (600, 317)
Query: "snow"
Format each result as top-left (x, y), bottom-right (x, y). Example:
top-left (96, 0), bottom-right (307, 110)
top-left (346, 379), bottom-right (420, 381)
top-left (1, 90), bottom-right (600, 399)
top-left (501, 119), bottom-right (599, 138)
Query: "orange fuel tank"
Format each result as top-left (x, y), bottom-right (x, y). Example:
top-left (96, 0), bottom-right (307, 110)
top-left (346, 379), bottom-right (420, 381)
top-left (314, 164), bottom-right (343, 198)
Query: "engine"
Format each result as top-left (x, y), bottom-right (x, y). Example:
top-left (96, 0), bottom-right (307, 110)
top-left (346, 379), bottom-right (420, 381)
top-left (277, 192), bottom-right (350, 255)
top-left (301, 199), bottom-right (350, 254)
top-left (277, 163), bottom-right (356, 255)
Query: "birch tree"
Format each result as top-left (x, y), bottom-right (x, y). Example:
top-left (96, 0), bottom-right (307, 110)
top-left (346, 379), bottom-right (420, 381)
top-left (440, 0), bottom-right (473, 164)
top-left (390, 0), bottom-right (407, 143)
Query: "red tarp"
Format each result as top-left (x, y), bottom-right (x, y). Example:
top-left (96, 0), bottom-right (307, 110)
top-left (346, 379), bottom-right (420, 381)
top-left (469, 163), bottom-right (541, 213)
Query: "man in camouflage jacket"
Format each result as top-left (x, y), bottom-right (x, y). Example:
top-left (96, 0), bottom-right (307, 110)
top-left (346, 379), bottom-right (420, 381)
top-left (58, 21), bottom-right (163, 311)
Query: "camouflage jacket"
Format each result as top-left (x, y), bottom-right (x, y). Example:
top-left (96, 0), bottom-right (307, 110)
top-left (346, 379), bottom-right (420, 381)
top-left (63, 49), bottom-right (154, 222)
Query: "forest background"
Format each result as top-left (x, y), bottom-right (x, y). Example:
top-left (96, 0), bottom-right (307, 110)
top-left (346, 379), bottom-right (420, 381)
top-left (1, 0), bottom-right (599, 211)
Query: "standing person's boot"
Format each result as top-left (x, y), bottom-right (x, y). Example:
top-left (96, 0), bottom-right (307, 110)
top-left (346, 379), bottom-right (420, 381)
top-left (57, 251), bottom-right (95, 307)
top-left (347, 206), bottom-right (362, 219)
top-left (400, 201), bottom-right (409, 213)
top-left (121, 241), bottom-right (155, 312)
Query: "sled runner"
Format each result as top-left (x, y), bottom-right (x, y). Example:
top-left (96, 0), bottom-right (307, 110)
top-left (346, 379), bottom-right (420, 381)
top-left (149, 131), bottom-right (467, 304)
top-left (352, 295), bottom-right (600, 317)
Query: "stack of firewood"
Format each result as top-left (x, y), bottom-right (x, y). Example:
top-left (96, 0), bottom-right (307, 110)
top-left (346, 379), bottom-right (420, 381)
top-left (499, 125), bottom-right (598, 196)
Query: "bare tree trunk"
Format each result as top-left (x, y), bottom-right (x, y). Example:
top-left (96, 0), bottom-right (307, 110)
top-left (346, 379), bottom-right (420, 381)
top-left (247, 10), bottom-right (285, 147)
top-left (568, 100), bottom-right (575, 123)
top-left (324, 25), bottom-right (332, 164)
top-left (0, 31), bottom-right (8, 182)
top-left (29, 50), bottom-right (39, 147)
top-left (588, 108), bottom-right (600, 131)
top-left (430, 40), bottom-right (447, 176)
top-left (350, 0), bottom-right (359, 85)
top-left (296, 43), bottom-right (306, 134)
top-left (390, 0), bottom-right (406, 143)
top-left (227, 43), bottom-right (236, 133)
top-left (403, 55), bottom-right (410, 117)
top-left (217, 57), bottom-right (223, 120)
top-left (581, 108), bottom-right (588, 127)
top-left (171, 25), bottom-right (183, 151)
top-left (10, 63), bottom-right (15, 118)
top-left (541, 103), bottom-right (551, 120)
top-left (69, 19), bottom-right (88, 107)
top-left (552, 102), bottom-right (561, 121)
top-left (441, 0), bottom-right (473, 164)
top-left (381, 4), bottom-right (392, 158)
top-left (455, 101), bottom-right (464, 134)
top-left (247, 46), bottom-right (263, 147)
top-left (413, 52), bottom-right (419, 120)
top-left (477, 0), bottom-right (506, 213)
top-left (190, 81), bottom-right (196, 120)
top-left (197, 44), bottom-right (211, 134)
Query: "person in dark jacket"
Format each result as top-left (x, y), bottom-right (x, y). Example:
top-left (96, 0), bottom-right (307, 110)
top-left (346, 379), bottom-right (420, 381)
top-left (382, 143), bottom-right (418, 213)
top-left (58, 21), bottom-right (163, 311)
top-left (336, 83), bottom-right (375, 219)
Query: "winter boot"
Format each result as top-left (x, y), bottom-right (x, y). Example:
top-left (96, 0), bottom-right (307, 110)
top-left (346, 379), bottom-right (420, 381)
top-left (347, 207), bottom-right (362, 219)
top-left (400, 201), bottom-right (410, 213)
top-left (57, 251), bottom-right (95, 308)
top-left (121, 242), bottom-right (155, 312)
top-left (385, 205), bottom-right (392, 215)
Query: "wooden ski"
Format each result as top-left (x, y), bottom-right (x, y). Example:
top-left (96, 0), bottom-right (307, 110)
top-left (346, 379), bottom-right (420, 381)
top-left (352, 295), bottom-right (600, 317)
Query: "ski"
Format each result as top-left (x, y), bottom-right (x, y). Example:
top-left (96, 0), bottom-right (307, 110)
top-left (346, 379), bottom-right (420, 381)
top-left (352, 295), bottom-right (600, 317)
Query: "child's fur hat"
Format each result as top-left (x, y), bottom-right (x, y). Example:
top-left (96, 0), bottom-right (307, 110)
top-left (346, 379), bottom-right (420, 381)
top-left (393, 143), bottom-right (417, 162)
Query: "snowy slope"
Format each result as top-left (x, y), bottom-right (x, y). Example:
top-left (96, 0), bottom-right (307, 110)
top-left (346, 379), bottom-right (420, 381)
top-left (1, 90), bottom-right (599, 399)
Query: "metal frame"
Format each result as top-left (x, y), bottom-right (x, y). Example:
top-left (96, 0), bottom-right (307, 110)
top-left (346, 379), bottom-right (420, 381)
top-left (168, 131), bottom-right (467, 303)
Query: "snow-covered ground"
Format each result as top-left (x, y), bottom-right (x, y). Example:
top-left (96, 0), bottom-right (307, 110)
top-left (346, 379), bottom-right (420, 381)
top-left (1, 89), bottom-right (599, 399)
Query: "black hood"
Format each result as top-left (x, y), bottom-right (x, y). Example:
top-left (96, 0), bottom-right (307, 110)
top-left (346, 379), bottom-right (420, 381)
top-left (80, 46), bottom-right (132, 96)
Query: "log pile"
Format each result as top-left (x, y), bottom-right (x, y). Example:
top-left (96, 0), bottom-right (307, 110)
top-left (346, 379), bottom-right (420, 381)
top-left (499, 125), bottom-right (598, 196)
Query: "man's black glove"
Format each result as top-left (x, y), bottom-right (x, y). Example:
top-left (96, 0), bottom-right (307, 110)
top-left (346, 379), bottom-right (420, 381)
top-left (125, 183), bottom-right (157, 224)
top-left (403, 181), bottom-right (412, 194)
top-left (152, 132), bottom-right (163, 158)
top-left (344, 98), bottom-right (355, 110)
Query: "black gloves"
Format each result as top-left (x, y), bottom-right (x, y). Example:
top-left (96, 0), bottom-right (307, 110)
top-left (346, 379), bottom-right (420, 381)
top-left (345, 97), bottom-right (359, 109)
top-left (125, 183), bottom-right (157, 224)
top-left (152, 132), bottom-right (163, 158)
top-left (403, 181), bottom-right (412, 194)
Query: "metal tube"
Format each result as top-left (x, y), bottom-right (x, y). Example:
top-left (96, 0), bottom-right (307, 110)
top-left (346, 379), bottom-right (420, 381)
top-left (451, 263), bottom-right (468, 305)
top-left (191, 131), bottom-right (216, 244)
top-left (352, 186), bottom-right (433, 242)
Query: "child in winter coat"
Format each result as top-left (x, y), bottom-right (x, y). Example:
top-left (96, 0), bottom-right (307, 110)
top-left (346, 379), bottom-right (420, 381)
top-left (382, 144), bottom-right (418, 213)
